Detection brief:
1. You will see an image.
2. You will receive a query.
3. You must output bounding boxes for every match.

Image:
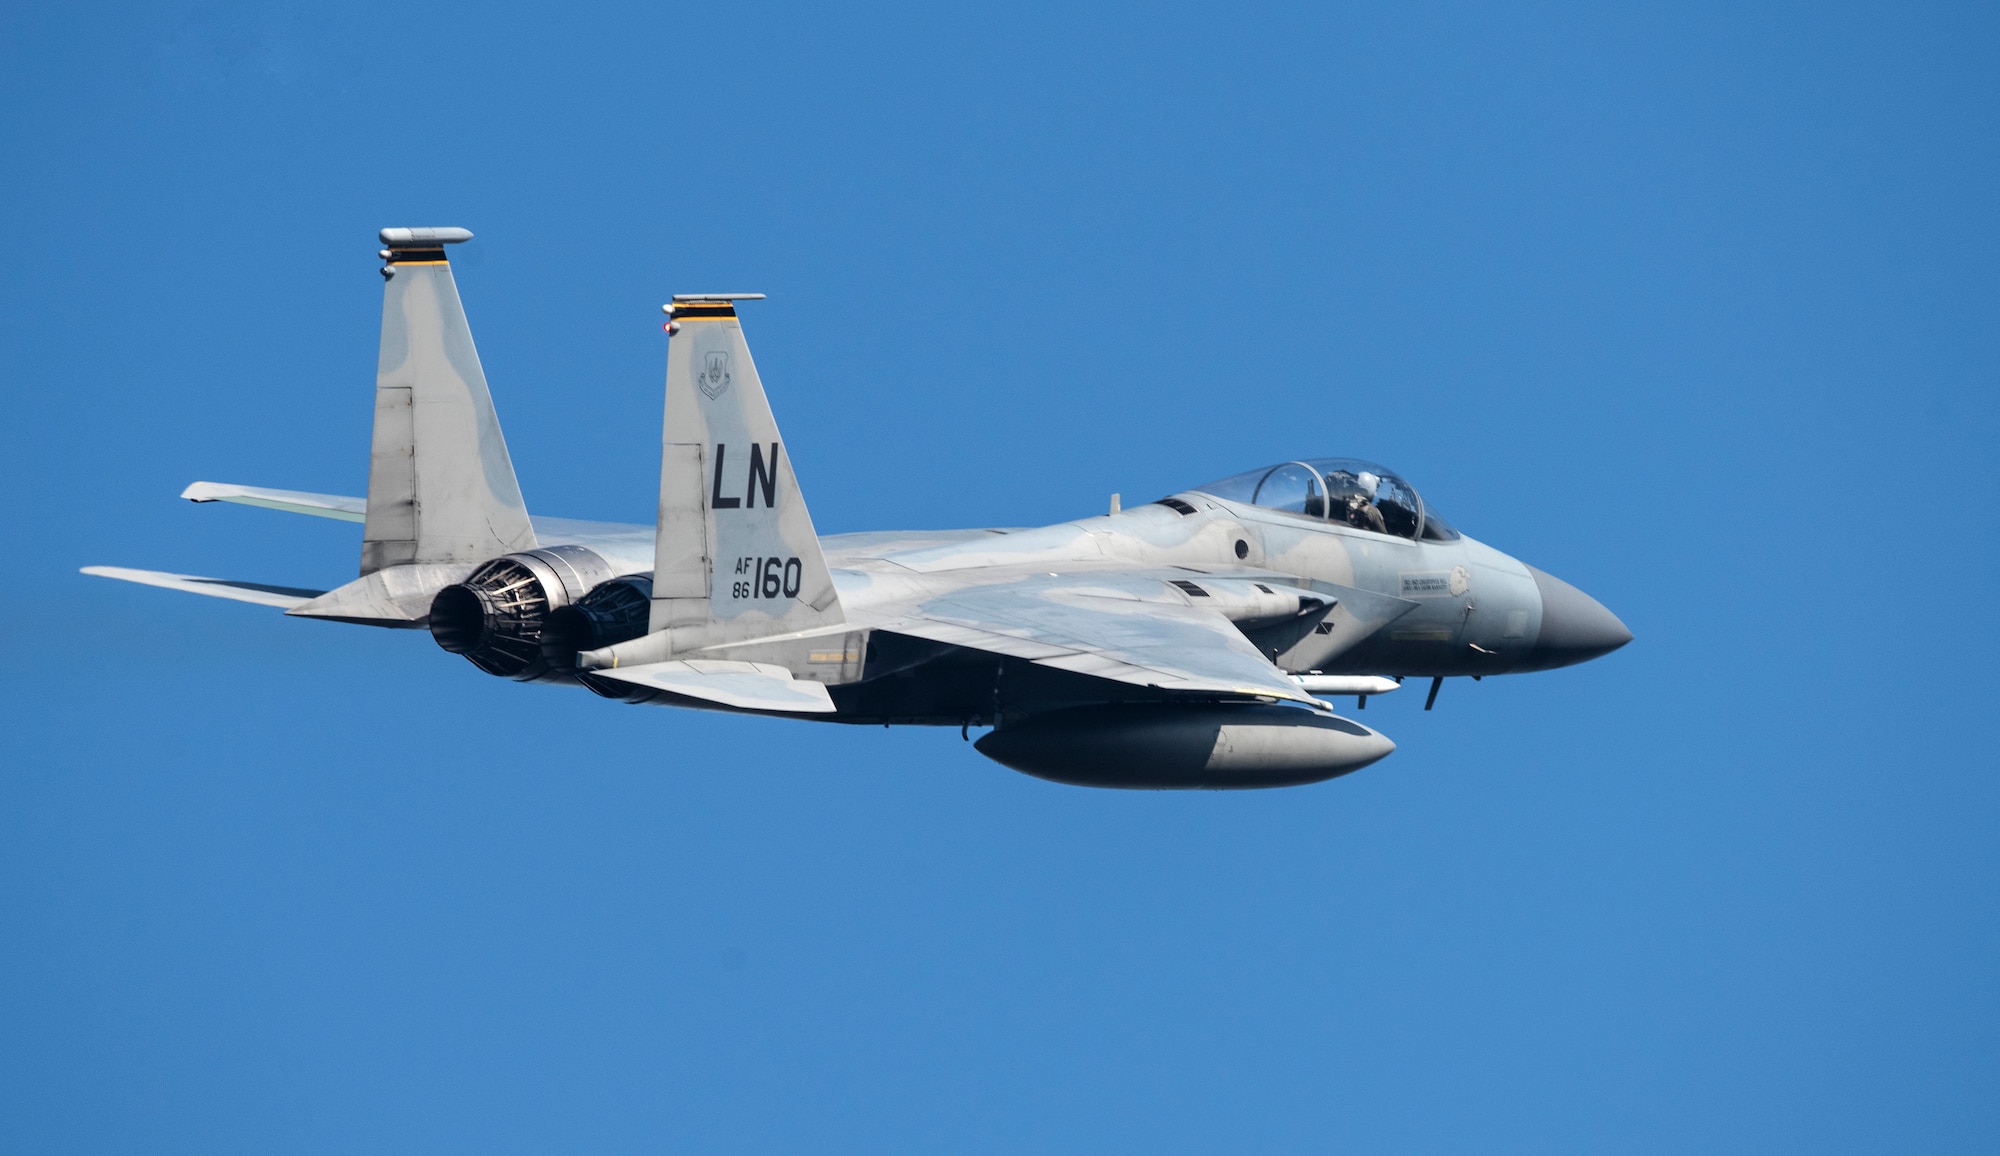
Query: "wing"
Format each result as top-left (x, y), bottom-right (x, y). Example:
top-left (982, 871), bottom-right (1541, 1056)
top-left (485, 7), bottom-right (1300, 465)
top-left (80, 566), bottom-right (327, 609)
top-left (886, 575), bottom-right (1322, 707)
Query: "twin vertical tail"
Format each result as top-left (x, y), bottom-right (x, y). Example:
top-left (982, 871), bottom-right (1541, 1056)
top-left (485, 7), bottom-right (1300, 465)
top-left (578, 295), bottom-right (843, 668)
top-left (289, 227), bottom-right (537, 625)
top-left (361, 228), bottom-right (536, 573)
top-left (295, 238), bottom-right (835, 654)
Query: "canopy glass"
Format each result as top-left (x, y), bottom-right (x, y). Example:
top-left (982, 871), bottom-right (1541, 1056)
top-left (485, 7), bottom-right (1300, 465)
top-left (1191, 459), bottom-right (1459, 542)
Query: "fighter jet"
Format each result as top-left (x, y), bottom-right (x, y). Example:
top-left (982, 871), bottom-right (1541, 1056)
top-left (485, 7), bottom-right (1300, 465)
top-left (85, 228), bottom-right (1630, 789)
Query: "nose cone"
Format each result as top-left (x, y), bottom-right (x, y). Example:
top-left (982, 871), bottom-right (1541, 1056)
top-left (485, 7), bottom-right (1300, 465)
top-left (1524, 566), bottom-right (1632, 671)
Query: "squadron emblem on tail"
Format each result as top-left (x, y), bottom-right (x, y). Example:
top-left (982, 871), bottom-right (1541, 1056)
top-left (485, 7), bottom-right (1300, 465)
top-left (697, 351), bottom-right (733, 398)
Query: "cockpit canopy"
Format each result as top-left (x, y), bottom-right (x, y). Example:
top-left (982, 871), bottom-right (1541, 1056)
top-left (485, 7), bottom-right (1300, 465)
top-left (1191, 458), bottom-right (1459, 542)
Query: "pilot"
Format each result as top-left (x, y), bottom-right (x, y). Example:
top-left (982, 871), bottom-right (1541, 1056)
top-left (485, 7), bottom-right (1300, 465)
top-left (1343, 472), bottom-right (1387, 533)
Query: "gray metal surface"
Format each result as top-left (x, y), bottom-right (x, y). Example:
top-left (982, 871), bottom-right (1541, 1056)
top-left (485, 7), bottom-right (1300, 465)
top-left (80, 566), bottom-right (326, 609)
top-left (580, 297), bottom-right (843, 667)
top-left (883, 573), bottom-right (1321, 706)
top-left (585, 659), bottom-right (838, 713)
top-left (181, 481), bottom-right (366, 522)
top-left (974, 703), bottom-right (1395, 788)
top-left (360, 232), bottom-right (535, 574)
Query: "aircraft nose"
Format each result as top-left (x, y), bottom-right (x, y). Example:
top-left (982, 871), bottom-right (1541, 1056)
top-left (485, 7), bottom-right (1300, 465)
top-left (1525, 565), bottom-right (1632, 670)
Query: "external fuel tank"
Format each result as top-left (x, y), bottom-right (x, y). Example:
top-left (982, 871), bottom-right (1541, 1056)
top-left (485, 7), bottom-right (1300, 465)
top-left (975, 703), bottom-right (1395, 789)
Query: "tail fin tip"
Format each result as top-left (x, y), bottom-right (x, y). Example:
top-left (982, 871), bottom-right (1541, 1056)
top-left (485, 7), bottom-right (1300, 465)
top-left (380, 226), bottom-right (474, 248)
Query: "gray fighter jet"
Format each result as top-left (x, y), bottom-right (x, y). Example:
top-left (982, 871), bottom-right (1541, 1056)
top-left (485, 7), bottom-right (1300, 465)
top-left (86, 229), bottom-right (1630, 789)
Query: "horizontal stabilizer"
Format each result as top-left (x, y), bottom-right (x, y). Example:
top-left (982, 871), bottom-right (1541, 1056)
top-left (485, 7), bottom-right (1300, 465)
top-left (181, 480), bottom-right (653, 552)
top-left (81, 566), bottom-right (326, 609)
top-left (588, 659), bottom-right (837, 714)
top-left (182, 481), bottom-right (366, 522)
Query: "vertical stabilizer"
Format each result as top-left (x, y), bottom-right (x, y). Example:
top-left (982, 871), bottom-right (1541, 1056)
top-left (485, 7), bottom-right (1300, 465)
top-left (360, 227), bottom-right (536, 575)
top-left (585, 296), bottom-right (842, 666)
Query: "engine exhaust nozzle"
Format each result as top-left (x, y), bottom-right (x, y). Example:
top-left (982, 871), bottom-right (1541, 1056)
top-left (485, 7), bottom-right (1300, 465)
top-left (426, 547), bottom-right (616, 681)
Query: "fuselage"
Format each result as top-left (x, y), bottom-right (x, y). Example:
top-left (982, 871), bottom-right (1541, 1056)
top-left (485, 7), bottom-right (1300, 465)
top-left (508, 483), bottom-right (1627, 729)
top-left (792, 490), bottom-right (1623, 723)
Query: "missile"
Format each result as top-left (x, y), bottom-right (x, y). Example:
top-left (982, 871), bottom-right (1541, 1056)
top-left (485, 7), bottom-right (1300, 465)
top-left (1293, 674), bottom-right (1400, 696)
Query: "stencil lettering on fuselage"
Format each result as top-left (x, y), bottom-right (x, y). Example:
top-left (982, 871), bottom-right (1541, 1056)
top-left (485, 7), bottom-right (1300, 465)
top-left (1399, 566), bottom-right (1471, 599)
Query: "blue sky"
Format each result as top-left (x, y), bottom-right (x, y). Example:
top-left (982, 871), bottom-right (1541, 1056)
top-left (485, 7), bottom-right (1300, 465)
top-left (3, 2), bottom-right (1997, 1152)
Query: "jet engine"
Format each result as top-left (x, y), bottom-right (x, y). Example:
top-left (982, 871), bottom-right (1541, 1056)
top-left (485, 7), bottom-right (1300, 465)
top-left (974, 703), bottom-right (1394, 789)
top-left (427, 545), bottom-right (618, 681)
top-left (539, 572), bottom-right (654, 679)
